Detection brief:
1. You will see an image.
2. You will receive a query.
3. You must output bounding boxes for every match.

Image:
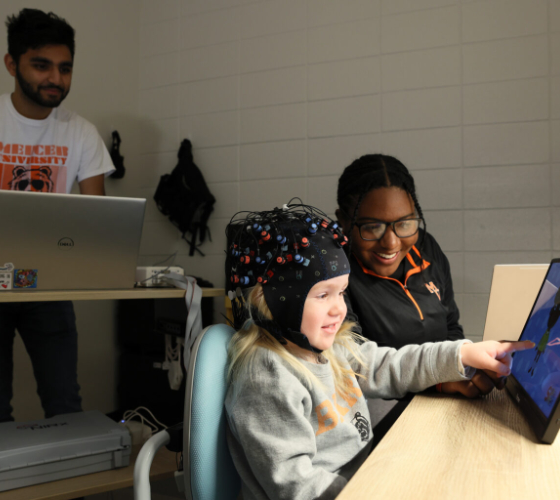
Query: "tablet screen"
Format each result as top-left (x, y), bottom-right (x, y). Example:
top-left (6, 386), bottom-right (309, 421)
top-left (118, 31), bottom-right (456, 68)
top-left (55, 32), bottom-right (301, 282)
top-left (511, 261), bottom-right (560, 418)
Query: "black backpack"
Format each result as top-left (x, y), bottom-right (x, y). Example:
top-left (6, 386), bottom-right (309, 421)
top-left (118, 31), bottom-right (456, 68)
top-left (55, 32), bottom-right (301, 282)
top-left (154, 139), bottom-right (216, 256)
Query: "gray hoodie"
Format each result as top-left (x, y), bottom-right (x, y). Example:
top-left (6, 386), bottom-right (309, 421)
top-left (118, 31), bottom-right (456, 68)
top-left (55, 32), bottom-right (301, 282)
top-left (225, 339), bottom-right (474, 500)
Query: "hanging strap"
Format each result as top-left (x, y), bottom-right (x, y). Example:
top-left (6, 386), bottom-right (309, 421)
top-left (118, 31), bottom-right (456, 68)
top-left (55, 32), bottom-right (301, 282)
top-left (161, 273), bottom-right (203, 371)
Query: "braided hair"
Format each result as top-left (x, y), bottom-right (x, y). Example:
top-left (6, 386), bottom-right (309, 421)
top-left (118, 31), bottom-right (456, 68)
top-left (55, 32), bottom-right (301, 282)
top-left (336, 154), bottom-right (426, 255)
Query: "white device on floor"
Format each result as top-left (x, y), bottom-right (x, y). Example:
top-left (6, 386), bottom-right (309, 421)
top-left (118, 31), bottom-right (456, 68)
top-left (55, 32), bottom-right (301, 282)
top-left (0, 190), bottom-right (146, 291)
top-left (0, 411), bottom-right (131, 492)
top-left (483, 264), bottom-right (549, 341)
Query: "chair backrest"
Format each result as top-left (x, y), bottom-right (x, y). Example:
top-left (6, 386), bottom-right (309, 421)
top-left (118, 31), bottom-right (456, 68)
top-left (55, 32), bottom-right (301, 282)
top-left (183, 323), bottom-right (241, 500)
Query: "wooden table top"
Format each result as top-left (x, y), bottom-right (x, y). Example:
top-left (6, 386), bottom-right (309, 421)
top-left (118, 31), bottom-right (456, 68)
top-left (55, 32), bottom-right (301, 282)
top-left (337, 390), bottom-right (560, 500)
top-left (0, 287), bottom-right (225, 302)
top-left (0, 445), bottom-right (178, 500)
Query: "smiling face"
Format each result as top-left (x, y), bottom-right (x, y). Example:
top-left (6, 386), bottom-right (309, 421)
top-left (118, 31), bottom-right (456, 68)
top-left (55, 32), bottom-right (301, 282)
top-left (341, 186), bottom-right (419, 277)
top-left (299, 274), bottom-right (349, 355)
top-left (5, 44), bottom-right (73, 116)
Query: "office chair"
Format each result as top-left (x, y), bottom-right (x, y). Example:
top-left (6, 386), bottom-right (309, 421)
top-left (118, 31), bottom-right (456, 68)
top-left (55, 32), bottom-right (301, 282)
top-left (134, 323), bottom-right (241, 500)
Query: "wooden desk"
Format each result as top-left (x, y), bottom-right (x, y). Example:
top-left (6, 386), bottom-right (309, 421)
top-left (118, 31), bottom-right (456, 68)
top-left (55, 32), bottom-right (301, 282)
top-left (337, 390), bottom-right (560, 500)
top-left (0, 445), bottom-right (177, 500)
top-left (0, 287), bottom-right (224, 303)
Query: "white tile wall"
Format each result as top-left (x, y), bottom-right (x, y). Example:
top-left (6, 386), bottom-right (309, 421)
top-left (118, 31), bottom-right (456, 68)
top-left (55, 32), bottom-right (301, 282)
top-left (464, 208), bottom-right (551, 251)
top-left (307, 0), bottom-right (380, 28)
top-left (239, 0), bottom-right (306, 38)
top-left (382, 86), bottom-right (461, 130)
top-left (180, 8), bottom-right (239, 50)
top-left (308, 95), bottom-right (381, 137)
top-left (463, 35), bottom-right (548, 84)
top-left (181, 76), bottom-right (239, 116)
top-left (552, 77), bottom-right (560, 119)
top-left (381, 6), bottom-right (459, 53)
top-left (414, 169), bottom-right (462, 210)
top-left (308, 58), bottom-right (381, 101)
top-left (308, 134), bottom-right (380, 176)
top-left (240, 30), bottom-right (306, 73)
top-left (463, 121), bottom-right (549, 167)
top-left (141, 0), bottom-right (180, 24)
top-left (381, 0), bottom-right (457, 16)
top-left (181, 110), bottom-right (239, 147)
top-left (195, 146), bottom-right (240, 183)
top-left (381, 127), bottom-right (461, 169)
top-left (552, 0), bottom-right (560, 32)
top-left (136, 0), bottom-right (560, 339)
top-left (461, 0), bottom-right (547, 43)
top-left (462, 78), bottom-right (549, 125)
top-left (307, 175), bottom-right (339, 215)
top-left (308, 18), bottom-right (380, 63)
top-left (463, 165), bottom-right (550, 209)
top-left (241, 140), bottom-right (306, 180)
top-left (241, 67), bottom-right (306, 108)
top-left (239, 178), bottom-right (308, 212)
top-left (180, 42), bottom-right (239, 82)
top-left (381, 46), bottom-right (461, 92)
top-left (140, 52), bottom-right (179, 89)
top-left (553, 164), bottom-right (560, 204)
top-left (241, 103), bottom-right (306, 143)
top-left (140, 19), bottom-right (179, 56)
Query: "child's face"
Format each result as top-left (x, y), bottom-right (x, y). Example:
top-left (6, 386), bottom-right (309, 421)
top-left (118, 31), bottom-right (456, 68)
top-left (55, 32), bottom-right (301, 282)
top-left (300, 274), bottom-right (349, 352)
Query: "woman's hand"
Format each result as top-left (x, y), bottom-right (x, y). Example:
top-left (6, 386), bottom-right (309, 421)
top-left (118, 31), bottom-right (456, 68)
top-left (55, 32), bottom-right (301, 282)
top-left (441, 369), bottom-right (506, 398)
top-left (460, 340), bottom-right (535, 377)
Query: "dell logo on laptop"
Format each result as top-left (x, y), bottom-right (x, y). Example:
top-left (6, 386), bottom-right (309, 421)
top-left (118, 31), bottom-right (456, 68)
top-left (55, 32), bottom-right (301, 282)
top-left (58, 237), bottom-right (74, 250)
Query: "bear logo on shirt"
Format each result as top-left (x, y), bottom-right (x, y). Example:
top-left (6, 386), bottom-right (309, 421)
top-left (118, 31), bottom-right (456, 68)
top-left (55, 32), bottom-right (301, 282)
top-left (9, 166), bottom-right (54, 192)
top-left (351, 412), bottom-right (370, 442)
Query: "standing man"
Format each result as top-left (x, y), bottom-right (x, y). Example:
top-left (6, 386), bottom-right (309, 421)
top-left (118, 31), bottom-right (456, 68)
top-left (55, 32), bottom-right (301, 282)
top-left (0, 9), bottom-right (115, 422)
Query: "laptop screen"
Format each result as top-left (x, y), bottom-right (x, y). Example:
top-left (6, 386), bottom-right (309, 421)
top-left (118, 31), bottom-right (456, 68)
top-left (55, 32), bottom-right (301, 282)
top-left (511, 261), bottom-right (560, 419)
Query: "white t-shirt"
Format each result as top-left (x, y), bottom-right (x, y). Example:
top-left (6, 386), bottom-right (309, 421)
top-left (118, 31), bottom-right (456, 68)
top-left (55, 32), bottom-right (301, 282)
top-left (0, 94), bottom-right (115, 193)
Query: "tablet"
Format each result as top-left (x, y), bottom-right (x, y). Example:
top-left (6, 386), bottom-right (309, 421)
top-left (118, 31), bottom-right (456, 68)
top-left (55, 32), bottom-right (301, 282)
top-left (507, 258), bottom-right (560, 444)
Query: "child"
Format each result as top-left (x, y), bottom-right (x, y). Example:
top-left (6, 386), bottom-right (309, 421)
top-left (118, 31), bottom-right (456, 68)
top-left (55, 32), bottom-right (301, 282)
top-left (225, 203), bottom-right (533, 500)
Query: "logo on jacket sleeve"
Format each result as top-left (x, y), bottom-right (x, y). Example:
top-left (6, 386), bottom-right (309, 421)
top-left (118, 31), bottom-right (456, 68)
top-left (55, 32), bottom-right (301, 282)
top-left (425, 281), bottom-right (441, 301)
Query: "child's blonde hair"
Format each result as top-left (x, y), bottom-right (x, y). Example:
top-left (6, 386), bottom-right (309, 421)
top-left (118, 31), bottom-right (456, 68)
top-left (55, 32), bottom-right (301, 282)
top-left (227, 284), bottom-right (366, 397)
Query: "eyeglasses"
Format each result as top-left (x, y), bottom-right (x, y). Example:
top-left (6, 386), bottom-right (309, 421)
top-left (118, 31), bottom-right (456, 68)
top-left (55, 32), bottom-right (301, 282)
top-left (355, 218), bottom-right (423, 241)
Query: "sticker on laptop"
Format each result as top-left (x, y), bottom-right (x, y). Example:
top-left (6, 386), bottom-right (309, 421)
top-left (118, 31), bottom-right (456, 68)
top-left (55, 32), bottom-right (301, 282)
top-left (13, 269), bottom-right (38, 289)
top-left (0, 263), bottom-right (14, 290)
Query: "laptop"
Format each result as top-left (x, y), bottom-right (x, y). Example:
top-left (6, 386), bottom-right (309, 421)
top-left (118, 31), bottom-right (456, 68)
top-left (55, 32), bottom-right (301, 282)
top-left (506, 259), bottom-right (560, 443)
top-left (483, 264), bottom-right (549, 342)
top-left (0, 190), bottom-right (146, 291)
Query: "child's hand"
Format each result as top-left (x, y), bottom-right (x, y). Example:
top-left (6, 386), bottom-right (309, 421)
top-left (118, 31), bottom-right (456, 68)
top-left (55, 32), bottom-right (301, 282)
top-left (460, 340), bottom-right (535, 377)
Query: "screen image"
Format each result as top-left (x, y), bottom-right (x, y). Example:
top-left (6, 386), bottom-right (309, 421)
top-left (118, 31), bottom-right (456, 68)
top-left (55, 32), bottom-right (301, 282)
top-left (511, 262), bottom-right (560, 418)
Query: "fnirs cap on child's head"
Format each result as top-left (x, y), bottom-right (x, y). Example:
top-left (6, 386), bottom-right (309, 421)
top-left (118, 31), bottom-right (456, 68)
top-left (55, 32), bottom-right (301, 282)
top-left (226, 202), bottom-right (350, 350)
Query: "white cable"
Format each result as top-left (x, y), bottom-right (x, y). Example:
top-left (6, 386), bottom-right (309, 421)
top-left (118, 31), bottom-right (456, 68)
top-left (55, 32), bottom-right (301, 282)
top-left (122, 406), bottom-right (168, 430)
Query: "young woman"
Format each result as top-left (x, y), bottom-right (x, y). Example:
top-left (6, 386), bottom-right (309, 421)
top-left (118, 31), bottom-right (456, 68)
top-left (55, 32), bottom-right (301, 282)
top-left (224, 203), bottom-right (533, 500)
top-left (336, 154), bottom-right (498, 398)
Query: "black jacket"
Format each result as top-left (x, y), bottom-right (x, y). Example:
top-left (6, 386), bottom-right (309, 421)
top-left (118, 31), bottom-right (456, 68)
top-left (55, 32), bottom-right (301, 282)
top-left (345, 231), bottom-right (464, 349)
